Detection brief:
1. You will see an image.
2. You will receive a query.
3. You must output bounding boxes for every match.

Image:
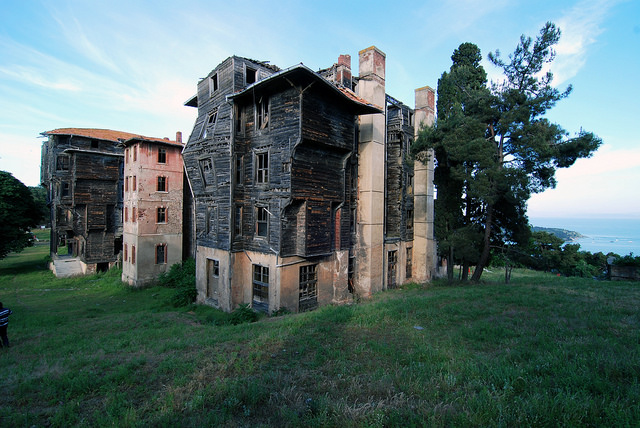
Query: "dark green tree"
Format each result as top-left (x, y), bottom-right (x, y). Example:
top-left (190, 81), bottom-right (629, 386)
top-left (29, 185), bottom-right (50, 226)
top-left (0, 171), bottom-right (43, 259)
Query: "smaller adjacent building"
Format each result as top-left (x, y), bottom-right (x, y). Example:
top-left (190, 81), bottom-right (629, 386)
top-left (121, 133), bottom-right (185, 286)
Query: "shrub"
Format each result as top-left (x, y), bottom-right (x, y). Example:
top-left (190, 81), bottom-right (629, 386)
top-left (213, 304), bottom-right (259, 326)
top-left (158, 258), bottom-right (197, 307)
top-left (612, 253), bottom-right (640, 267)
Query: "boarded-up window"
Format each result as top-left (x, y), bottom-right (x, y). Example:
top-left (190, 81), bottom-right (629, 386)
top-left (299, 264), bottom-right (318, 312)
top-left (206, 206), bottom-right (217, 236)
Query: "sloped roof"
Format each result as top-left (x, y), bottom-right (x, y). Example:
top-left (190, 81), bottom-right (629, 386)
top-left (227, 63), bottom-right (382, 114)
top-left (43, 128), bottom-right (183, 147)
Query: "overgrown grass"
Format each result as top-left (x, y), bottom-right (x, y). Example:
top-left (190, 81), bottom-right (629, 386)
top-left (1, 245), bottom-right (639, 426)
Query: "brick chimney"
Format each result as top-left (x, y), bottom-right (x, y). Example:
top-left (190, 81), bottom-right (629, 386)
top-left (336, 54), bottom-right (352, 88)
top-left (176, 131), bottom-right (182, 144)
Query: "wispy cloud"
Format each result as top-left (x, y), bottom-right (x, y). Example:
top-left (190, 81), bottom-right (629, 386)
top-left (550, 0), bottom-right (621, 85)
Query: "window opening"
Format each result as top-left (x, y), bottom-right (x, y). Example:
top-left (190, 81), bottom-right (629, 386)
top-left (157, 176), bottom-right (167, 192)
top-left (207, 259), bottom-right (220, 301)
top-left (199, 158), bottom-right (214, 187)
top-left (210, 73), bottom-right (218, 95)
top-left (132, 245), bottom-right (136, 264)
top-left (234, 205), bottom-right (242, 237)
top-left (235, 155), bottom-right (243, 185)
top-left (155, 244), bottom-right (167, 264)
top-left (158, 148), bottom-right (166, 163)
top-left (157, 207), bottom-right (167, 223)
top-left (202, 109), bottom-right (218, 139)
top-left (56, 155), bottom-right (69, 171)
top-left (406, 247), bottom-right (413, 279)
top-left (132, 176), bottom-right (137, 191)
top-left (252, 264), bottom-right (269, 312)
top-left (299, 264), bottom-right (318, 312)
top-left (246, 67), bottom-right (257, 85)
top-left (256, 97), bottom-right (269, 130)
top-left (387, 250), bottom-right (398, 289)
top-left (255, 152), bottom-right (268, 184)
top-left (256, 205), bottom-right (268, 238)
top-left (91, 140), bottom-right (99, 149)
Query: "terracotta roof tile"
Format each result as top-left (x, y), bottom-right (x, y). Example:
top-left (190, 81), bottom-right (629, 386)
top-left (43, 128), bottom-right (183, 147)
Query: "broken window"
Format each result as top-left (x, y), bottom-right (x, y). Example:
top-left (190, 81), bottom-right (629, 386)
top-left (299, 264), bottom-right (318, 312)
top-left (199, 157), bottom-right (214, 187)
top-left (246, 67), bottom-right (257, 85)
top-left (158, 148), bottom-right (166, 164)
top-left (406, 247), bottom-right (413, 279)
top-left (56, 155), bottom-right (70, 171)
top-left (255, 152), bottom-right (268, 184)
top-left (155, 243), bottom-right (167, 264)
top-left (201, 109), bottom-right (218, 139)
top-left (387, 250), bottom-right (398, 289)
top-left (256, 97), bottom-right (269, 130)
top-left (207, 258), bottom-right (219, 300)
top-left (252, 264), bottom-right (269, 311)
top-left (256, 205), bottom-right (268, 238)
top-left (61, 182), bottom-right (70, 197)
top-left (157, 176), bottom-right (167, 192)
top-left (235, 155), bottom-right (243, 185)
top-left (157, 207), bottom-right (167, 223)
top-left (406, 209), bottom-right (414, 231)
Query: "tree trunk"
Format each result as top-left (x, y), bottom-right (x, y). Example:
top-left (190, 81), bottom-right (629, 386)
top-left (447, 246), bottom-right (455, 282)
top-left (461, 260), bottom-right (469, 281)
top-left (472, 205), bottom-right (493, 282)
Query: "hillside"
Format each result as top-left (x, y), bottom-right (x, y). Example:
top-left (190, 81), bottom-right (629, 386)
top-left (532, 226), bottom-right (585, 242)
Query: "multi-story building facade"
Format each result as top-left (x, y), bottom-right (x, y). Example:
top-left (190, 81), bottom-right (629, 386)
top-left (183, 46), bottom-right (436, 313)
top-left (121, 133), bottom-right (185, 286)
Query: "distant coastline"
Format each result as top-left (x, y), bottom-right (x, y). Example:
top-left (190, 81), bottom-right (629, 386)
top-left (532, 226), bottom-right (584, 242)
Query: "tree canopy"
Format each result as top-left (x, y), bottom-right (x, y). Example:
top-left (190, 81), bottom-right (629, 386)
top-left (0, 171), bottom-right (43, 259)
top-left (413, 22), bottom-right (602, 281)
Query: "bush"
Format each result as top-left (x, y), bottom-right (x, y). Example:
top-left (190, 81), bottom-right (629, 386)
top-left (213, 303), bottom-right (259, 326)
top-left (158, 258), bottom-right (197, 307)
top-left (612, 253), bottom-right (640, 267)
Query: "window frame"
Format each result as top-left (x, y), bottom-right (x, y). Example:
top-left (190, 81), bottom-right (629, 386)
top-left (157, 206), bottom-right (167, 224)
top-left (256, 205), bottom-right (269, 239)
top-left (255, 151), bottom-right (269, 185)
top-left (256, 96), bottom-right (269, 130)
top-left (199, 157), bottom-right (214, 187)
top-left (252, 264), bottom-right (269, 310)
top-left (157, 176), bottom-right (167, 192)
top-left (155, 243), bottom-right (167, 264)
top-left (299, 264), bottom-right (318, 312)
top-left (158, 147), bottom-right (167, 164)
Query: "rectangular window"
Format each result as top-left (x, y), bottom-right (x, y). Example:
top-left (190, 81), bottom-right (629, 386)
top-left (125, 148), bottom-right (129, 164)
top-left (124, 244), bottom-right (128, 262)
top-left (255, 152), bottom-right (268, 184)
top-left (125, 176), bottom-right (129, 192)
top-left (406, 247), bottom-right (413, 279)
top-left (157, 207), bottom-right (167, 223)
top-left (157, 176), bottom-right (167, 192)
top-left (155, 244), bottom-right (167, 264)
top-left (133, 145), bottom-right (137, 162)
top-left (256, 205), bottom-right (268, 238)
top-left (235, 104), bottom-right (244, 134)
top-left (132, 207), bottom-right (137, 223)
top-left (124, 206), bottom-right (128, 223)
top-left (158, 148), bottom-right (166, 164)
top-left (210, 73), bottom-right (218, 95)
top-left (256, 97), bottom-right (269, 130)
top-left (207, 259), bottom-right (220, 299)
top-left (56, 155), bottom-right (69, 171)
top-left (132, 176), bottom-right (137, 191)
top-left (91, 140), bottom-right (99, 149)
top-left (235, 155), bottom-right (243, 185)
top-left (299, 264), bottom-right (318, 312)
top-left (61, 182), bottom-right (70, 197)
top-left (246, 67), bottom-right (257, 85)
top-left (406, 173), bottom-right (414, 194)
top-left (132, 245), bottom-right (136, 264)
top-left (201, 109), bottom-right (218, 139)
top-left (199, 158), bottom-right (213, 187)
top-left (406, 209), bottom-right (414, 231)
top-left (252, 264), bottom-right (269, 311)
top-left (234, 205), bottom-right (242, 237)
top-left (387, 250), bottom-right (398, 289)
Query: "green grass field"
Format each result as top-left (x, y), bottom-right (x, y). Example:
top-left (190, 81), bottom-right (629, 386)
top-left (1, 244), bottom-right (638, 427)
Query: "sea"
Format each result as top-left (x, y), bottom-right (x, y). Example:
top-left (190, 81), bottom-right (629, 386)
top-left (530, 217), bottom-right (640, 256)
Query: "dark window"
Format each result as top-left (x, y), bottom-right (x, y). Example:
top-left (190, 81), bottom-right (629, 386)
top-left (125, 176), bottom-right (129, 192)
top-left (157, 176), bottom-right (167, 192)
top-left (132, 207), bottom-right (136, 223)
top-left (91, 140), bottom-right (99, 149)
top-left (132, 176), bottom-right (137, 191)
top-left (234, 205), bottom-right (242, 237)
top-left (256, 97), bottom-right (269, 130)
top-left (387, 250), bottom-right (398, 289)
top-left (133, 145), bottom-right (137, 162)
top-left (235, 155), bottom-right (243, 185)
top-left (207, 206), bottom-right (217, 236)
top-left (124, 244), bottom-right (128, 262)
top-left (246, 67), bottom-right (257, 85)
top-left (124, 207), bottom-right (128, 223)
top-left (207, 259), bottom-right (219, 299)
top-left (252, 264), bottom-right (269, 311)
top-left (199, 158), bottom-right (213, 187)
top-left (406, 209), bottom-right (414, 231)
top-left (157, 207), bottom-right (167, 223)
top-left (255, 152), bottom-right (268, 184)
top-left (299, 264), bottom-right (318, 312)
top-left (202, 109), bottom-right (217, 139)
top-left (56, 155), bottom-right (69, 171)
top-left (158, 148), bottom-right (166, 163)
top-left (235, 104), bottom-right (244, 134)
top-left (132, 245), bottom-right (136, 264)
top-left (61, 182), bottom-right (70, 197)
top-left (406, 247), bottom-right (413, 279)
top-left (210, 73), bottom-right (218, 94)
top-left (256, 206), bottom-right (268, 238)
top-left (155, 244), bottom-right (167, 264)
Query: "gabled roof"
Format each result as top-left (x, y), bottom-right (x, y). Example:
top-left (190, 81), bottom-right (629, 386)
top-left (42, 128), bottom-right (182, 147)
top-left (227, 63), bottom-right (382, 115)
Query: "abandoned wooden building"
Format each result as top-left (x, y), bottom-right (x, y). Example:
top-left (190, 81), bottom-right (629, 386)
top-left (183, 46), bottom-right (436, 313)
top-left (40, 128), bottom-right (187, 277)
top-left (120, 133), bottom-right (186, 286)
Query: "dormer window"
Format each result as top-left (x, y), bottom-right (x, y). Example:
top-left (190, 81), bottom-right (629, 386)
top-left (246, 67), bottom-right (257, 85)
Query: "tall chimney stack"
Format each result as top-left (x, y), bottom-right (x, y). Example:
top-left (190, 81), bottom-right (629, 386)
top-left (176, 131), bottom-right (183, 144)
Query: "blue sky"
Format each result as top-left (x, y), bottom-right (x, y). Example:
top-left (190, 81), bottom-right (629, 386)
top-left (1, 0), bottom-right (638, 220)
